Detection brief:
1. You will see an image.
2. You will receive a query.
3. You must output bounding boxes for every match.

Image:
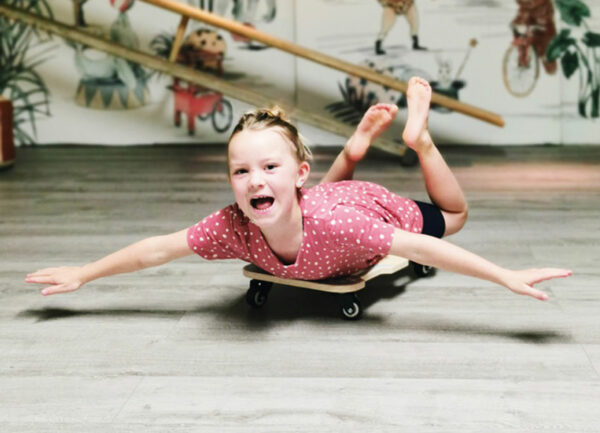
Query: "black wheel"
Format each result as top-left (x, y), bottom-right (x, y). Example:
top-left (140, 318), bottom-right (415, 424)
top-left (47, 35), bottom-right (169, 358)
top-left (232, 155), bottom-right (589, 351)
top-left (411, 261), bottom-right (433, 278)
top-left (340, 293), bottom-right (362, 320)
top-left (245, 280), bottom-right (272, 308)
top-left (400, 147), bottom-right (418, 167)
top-left (211, 99), bottom-right (233, 133)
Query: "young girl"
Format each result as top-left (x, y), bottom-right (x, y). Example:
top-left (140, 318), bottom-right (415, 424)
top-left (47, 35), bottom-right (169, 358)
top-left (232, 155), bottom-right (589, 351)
top-left (26, 77), bottom-right (571, 300)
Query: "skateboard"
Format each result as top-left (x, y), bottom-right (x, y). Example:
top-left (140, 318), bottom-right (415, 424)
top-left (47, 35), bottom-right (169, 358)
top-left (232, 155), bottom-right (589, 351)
top-left (243, 256), bottom-right (433, 320)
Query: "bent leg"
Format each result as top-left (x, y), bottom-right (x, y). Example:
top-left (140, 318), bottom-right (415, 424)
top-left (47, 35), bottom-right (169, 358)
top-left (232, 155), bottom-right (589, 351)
top-left (402, 77), bottom-right (468, 236)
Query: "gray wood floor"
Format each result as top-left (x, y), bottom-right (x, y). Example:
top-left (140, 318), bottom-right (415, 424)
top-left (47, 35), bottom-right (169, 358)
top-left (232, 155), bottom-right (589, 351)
top-left (1, 145), bottom-right (599, 432)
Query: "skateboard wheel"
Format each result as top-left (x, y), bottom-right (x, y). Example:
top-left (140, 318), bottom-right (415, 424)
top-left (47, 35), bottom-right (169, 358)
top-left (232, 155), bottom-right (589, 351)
top-left (246, 280), bottom-right (272, 308)
top-left (411, 261), bottom-right (433, 278)
top-left (340, 293), bottom-right (362, 320)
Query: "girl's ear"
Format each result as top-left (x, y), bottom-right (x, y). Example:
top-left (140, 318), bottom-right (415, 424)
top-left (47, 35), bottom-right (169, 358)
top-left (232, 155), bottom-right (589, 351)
top-left (296, 161), bottom-right (310, 188)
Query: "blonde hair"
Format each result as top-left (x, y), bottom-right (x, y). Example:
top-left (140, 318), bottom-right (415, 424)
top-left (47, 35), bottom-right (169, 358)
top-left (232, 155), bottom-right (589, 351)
top-left (228, 107), bottom-right (313, 163)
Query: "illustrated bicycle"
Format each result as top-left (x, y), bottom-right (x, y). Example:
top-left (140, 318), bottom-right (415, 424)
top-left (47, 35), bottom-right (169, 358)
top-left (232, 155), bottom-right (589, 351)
top-left (502, 24), bottom-right (545, 97)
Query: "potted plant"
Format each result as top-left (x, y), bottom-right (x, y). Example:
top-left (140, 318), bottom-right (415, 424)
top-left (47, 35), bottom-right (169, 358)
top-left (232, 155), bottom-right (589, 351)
top-left (0, 0), bottom-right (53, 145)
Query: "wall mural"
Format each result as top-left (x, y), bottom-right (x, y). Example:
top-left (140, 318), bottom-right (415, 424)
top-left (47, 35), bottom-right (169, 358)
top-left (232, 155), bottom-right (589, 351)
top-left (501, 0), bottom-right (599, 120)
top-left (71, 0), bottom-right (151, 110)
top-left (152, 27), bottom-right (234, 134)
top-left (502, 0), bottom-right (557, 97)
top-left (2, 0), bottom-right (598, 145)
top-left (187, 0), bottom-right (276, 50)
top-left (328, 1), bottom-right (477, 127)
top-left (150, 0), bottom-right (279, 135)
top-left (547, 0), bottom-right (599, 118)
top-left (0, 0), bottom-right (53, 145)
top-left (326, 0), bottom-right (600, 132)
top-left (375, 0), bottom-right (426, 55)
top-left (328, 38), bottom-right (476, 124)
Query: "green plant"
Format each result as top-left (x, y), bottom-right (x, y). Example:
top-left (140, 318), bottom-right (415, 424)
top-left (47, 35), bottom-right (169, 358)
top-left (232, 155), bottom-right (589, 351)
top-left (150, 31), bottom-right (174, 60)
top-left (0, 0), bottom-right (53, 144)
top-left (547, 0), bottom-right (600, 118)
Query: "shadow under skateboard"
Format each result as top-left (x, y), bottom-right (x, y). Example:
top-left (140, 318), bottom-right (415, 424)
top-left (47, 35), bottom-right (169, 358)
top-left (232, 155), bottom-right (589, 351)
top-left (243, 256), bottom-right (433, 320)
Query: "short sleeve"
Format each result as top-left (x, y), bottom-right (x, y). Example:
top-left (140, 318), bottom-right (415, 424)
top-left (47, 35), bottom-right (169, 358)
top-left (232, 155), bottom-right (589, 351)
top-left (187, 206), bottom-right (244, 260)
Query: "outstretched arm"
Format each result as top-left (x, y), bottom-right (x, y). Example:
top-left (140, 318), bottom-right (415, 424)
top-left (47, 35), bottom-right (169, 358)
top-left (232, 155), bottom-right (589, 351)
top-left (26, 229), bottom-right (193, 296)
top-left (390, 229), bottom-right (571, 300)
top-left (320, 103), bottom-right (398, 184)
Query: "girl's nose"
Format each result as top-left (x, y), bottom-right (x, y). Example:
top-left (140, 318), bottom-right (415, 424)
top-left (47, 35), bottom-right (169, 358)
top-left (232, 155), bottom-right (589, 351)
top-left (248, 171), bottom-right (265, 188)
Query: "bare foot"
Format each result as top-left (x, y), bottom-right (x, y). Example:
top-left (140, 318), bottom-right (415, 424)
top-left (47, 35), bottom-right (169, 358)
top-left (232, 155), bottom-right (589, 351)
top-left (345, 103), bottom-right (398, 162)
top-left (402, 77), bottom-right (433, 153)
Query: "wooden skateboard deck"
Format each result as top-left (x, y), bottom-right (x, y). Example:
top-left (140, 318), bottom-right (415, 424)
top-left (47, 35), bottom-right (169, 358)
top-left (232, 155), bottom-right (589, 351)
top-left (243, 255), bottom-right (409, 294)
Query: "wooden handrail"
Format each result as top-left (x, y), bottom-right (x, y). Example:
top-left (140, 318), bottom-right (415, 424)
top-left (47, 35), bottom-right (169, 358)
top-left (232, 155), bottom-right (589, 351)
top-left (140, 0), bottom-right (504, 127)
top-left (0, 4), bottom-right (404, 156)
top-left (169, 16), bottom-right (189, 63)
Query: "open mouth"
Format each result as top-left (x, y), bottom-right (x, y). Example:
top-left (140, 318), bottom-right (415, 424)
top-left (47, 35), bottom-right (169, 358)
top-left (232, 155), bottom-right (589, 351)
top-left (250, 196), bottom-right (274, 211)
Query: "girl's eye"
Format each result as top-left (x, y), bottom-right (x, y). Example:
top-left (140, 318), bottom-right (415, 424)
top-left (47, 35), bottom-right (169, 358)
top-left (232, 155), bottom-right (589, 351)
top-left (266, 164), bottom-right (277, 171)
top-left (233, 168), bottom-right (247, 175)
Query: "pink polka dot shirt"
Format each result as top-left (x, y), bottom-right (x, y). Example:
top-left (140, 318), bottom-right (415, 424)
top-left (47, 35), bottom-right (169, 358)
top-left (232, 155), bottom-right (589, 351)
top-left (187, 181), bottom-right (423, 280)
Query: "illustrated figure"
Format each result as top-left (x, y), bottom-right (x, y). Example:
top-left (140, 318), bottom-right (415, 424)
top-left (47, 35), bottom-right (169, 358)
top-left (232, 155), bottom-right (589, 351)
top-left (511, 0), bottom-right (557, 73)
top-left (215, 0), bottom-right (276, 48)
top-left (27, 78), bottom-right (570, 307)
top-left (75, 0), bottom-right (89, 26)
top-left (192, 0), bottom-right (276, 25)
top-left (171, 28), bottom-right (233, 134)
top-left (375, 0), bottom-right (426, 55)
top-left (72, 0), bottom-right (149, 109)
top-left (178, 28), bottom-right (226, 74)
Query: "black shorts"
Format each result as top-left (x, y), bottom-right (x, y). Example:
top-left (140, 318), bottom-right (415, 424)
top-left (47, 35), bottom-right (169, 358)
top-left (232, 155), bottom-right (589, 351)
top-left (414, 200), bottom-right (445, 238)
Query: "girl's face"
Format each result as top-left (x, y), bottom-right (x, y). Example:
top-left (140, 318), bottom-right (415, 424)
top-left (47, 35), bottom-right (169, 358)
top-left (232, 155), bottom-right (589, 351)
top-left (228, 128), bottom-right (310, 229)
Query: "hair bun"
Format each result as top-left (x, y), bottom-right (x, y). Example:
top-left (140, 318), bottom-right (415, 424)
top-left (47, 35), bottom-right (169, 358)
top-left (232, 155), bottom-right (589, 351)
top-left (265, 105), bottom-right (289, 122)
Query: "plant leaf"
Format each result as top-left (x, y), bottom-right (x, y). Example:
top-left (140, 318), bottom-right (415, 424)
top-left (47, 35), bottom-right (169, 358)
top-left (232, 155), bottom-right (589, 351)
top-left (582, 31), bottom-right (600, 47)
top-left (561, 50), bottom-right (579, 78)
top-left (546, 29), bottom-right (576, 61)
top-left (556, 0), bottom-right (591, 26)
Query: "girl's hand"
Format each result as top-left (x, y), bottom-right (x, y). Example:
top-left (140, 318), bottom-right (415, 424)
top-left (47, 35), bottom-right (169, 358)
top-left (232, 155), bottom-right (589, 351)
top-left (25, 267), bottom-right (86, 296)
top-left (504, 268), bottom-right (572, 301)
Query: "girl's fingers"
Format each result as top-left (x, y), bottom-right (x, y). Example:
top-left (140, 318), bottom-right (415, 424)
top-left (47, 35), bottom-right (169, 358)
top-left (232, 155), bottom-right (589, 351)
top-left (28, 267), bottom-right (58, 276)
top-left (26, 271), bottom-right (59, 280)
top-left (41, 284), bottom-right (76, 296)
top-left (530, 268), bottom-right (572, 285)
top-left (41, 285), bottom-right (63, 296)
top-left (524, 285), bottom-right (549, 301)
top-left (25, 275), bottom-right (55, 285)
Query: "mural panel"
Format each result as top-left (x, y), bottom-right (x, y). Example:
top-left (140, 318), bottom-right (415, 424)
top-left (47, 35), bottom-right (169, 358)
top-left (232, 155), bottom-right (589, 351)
top-left (1, 0), bottom-right (598, 145)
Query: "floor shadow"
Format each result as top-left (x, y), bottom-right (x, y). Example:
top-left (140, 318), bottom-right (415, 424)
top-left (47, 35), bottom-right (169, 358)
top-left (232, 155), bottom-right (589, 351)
top-left (15, 269), bottom-right (414, 327)
top-left (15, 266), bottom-right (572, 344)
top-left (16, 307), bottom-right (186, 322)
top-left (401, 316), bottom-right (572, 344)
